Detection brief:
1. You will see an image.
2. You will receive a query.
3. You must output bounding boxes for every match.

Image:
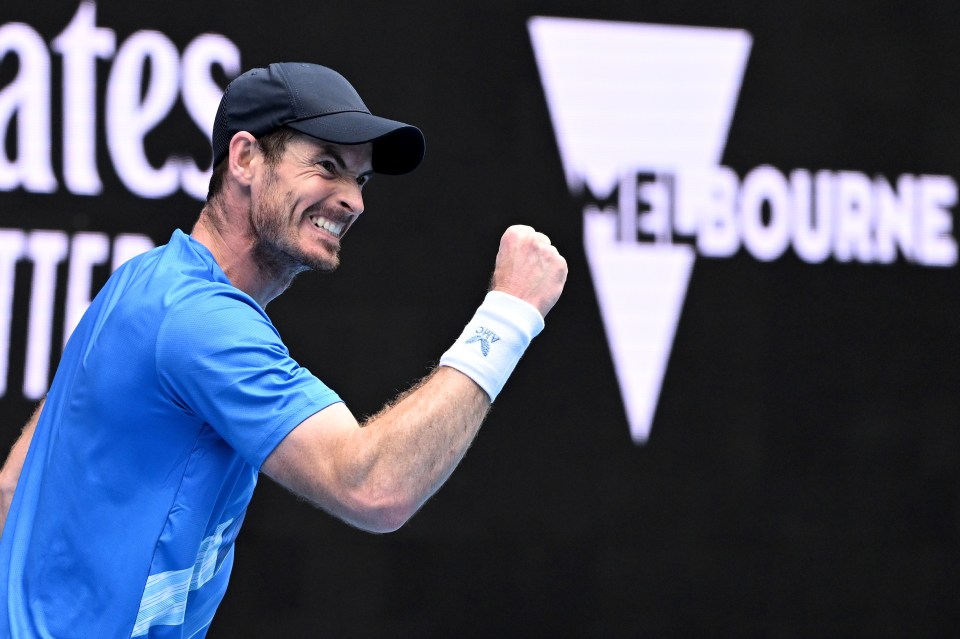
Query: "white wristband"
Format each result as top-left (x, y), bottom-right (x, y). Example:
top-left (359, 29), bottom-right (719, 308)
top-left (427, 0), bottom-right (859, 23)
top-left (439, 291), bottom-right (545, 402)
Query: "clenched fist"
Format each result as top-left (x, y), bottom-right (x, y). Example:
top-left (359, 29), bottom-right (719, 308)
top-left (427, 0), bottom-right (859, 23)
top-left (489, 225), bottom-right (568, 318)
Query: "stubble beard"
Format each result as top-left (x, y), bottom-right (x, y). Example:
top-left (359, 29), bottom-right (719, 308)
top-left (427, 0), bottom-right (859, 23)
top-left (250, 177), bottom-right (341, 282)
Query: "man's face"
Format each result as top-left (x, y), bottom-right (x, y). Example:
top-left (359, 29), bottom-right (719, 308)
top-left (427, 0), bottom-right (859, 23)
top-left (249, 135), bottom-right (373, 276)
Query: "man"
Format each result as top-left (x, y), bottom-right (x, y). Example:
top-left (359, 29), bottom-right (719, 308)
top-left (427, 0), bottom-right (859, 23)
top-left (0, 62), bottom-right (567, 637)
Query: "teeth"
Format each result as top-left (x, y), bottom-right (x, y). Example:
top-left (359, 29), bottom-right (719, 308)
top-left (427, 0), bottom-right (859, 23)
top-left (310, 215), bottom-right (344, 238)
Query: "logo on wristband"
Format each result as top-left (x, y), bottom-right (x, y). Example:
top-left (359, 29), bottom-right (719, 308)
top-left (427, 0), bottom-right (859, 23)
top-left (465, 327), bottom-right (501, 356)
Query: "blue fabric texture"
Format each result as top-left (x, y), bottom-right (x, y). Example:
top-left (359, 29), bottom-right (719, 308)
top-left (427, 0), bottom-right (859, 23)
top-left (0, 229), bottom-right (340, 637)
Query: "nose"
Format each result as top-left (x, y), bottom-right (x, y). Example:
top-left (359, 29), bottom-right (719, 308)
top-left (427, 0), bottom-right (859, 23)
top-left (338, 182), bottom-right (364, 216)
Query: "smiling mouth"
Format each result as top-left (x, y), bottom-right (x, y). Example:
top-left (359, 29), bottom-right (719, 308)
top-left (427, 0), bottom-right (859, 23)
top-left (308, 214), bottom-right (347, 239)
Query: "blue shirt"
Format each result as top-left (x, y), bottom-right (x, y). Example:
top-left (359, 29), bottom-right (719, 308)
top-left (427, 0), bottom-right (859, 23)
top-left (0, 230), bottom-right (341, 638)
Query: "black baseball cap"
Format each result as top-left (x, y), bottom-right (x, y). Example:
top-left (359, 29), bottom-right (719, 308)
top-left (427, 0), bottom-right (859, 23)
top-left (211, 62), bottom-right (425, 174)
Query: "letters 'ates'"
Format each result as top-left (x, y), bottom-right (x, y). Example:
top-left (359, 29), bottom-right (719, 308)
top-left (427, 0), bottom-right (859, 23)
top-left (0, 1), bottom-right (241, 200)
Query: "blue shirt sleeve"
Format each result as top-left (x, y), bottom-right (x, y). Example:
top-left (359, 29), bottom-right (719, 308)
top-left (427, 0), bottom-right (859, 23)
top-left (155, 286), bottom-right (341, 469)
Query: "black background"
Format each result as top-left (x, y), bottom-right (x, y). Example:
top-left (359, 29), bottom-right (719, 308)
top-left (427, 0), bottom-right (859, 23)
top-left (2, 1), bottom-right (960, 636)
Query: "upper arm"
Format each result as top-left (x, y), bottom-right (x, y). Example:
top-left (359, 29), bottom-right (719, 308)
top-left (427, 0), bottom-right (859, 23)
top-left (260, 366), bottom-right (489, 534)
top-left (261, 402), bottom-right (405, 532)
top-left (158, 291), bottom-right (340, 469)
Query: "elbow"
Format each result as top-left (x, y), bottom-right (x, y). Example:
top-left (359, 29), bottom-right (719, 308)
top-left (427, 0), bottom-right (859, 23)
top-left (365, 511), bottom-right (411, 534)
top-left (0, 472), bottom-right (18, 510)
top-left (345, 488), bottom-right (421, 534)
top-left (0, 477), bottom-right (18, 534)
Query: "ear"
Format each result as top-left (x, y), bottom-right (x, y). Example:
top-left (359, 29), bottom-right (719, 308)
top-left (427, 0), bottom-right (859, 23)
top-left (226, 131), bottom-right (260, 186)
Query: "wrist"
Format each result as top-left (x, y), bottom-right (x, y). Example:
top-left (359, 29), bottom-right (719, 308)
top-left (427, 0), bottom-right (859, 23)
top-left (439, 291), bottom-right (545, 402)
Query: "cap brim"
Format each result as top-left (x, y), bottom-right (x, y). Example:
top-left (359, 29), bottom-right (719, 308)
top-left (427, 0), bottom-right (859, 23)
top-left (287, 112), bottom-right (425, 175)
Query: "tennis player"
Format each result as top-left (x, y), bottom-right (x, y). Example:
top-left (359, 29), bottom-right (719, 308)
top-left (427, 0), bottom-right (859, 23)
top-left (0, 62), bottom-right (566, 637)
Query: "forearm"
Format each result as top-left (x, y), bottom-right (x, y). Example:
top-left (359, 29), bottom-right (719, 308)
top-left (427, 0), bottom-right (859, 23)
top-left (353, 366), bottom-right (490, 517)
top-left (332, 291), bottom-right (546, 529)
top-left (0, 398), bottom-right (43, 536)
top-left (265, 226), bottom-right (567, 532)
top-left (265, 367), bottom-right (490, 532)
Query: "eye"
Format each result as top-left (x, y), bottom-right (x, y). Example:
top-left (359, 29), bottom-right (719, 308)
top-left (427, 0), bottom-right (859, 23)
top-left (316, 160), bottom-right (337, 175)
top-left (357, 174), bottom-right (371, 188)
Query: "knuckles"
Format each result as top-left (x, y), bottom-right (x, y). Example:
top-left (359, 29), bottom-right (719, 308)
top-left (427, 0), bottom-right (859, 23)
top-left (491, 225), bottom-right (568, 315)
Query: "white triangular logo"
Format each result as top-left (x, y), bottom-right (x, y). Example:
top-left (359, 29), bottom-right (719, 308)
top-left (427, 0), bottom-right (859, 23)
top-left (529, 16), bottom-right (752, 442)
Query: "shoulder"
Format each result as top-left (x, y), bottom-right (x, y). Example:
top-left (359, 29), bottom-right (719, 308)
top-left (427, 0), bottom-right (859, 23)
top-left (159, 284), bottom-right (280, 355)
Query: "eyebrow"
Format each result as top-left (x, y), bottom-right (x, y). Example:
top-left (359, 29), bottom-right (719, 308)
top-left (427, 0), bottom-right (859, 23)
top-left (318, 145), bottom-right (374, 178)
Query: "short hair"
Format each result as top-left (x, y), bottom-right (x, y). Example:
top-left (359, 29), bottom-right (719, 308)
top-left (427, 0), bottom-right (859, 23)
top-left (205, 127), bottom-right (299, 202)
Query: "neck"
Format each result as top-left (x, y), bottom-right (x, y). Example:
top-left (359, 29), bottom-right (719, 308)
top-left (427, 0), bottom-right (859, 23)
top-left (191, 203), bottom-right (295, 307)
